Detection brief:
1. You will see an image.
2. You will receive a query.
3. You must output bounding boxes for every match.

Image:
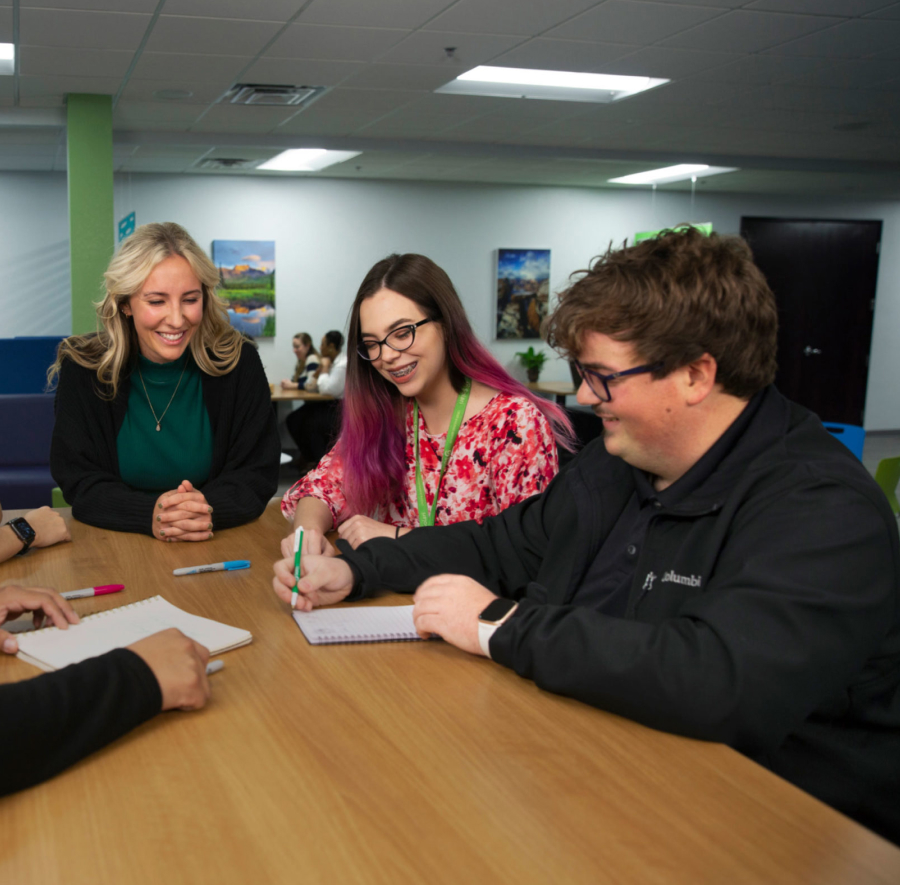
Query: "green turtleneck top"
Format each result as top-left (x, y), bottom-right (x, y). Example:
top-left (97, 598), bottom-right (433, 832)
top-left (117, 352), bottom-right (213, 492)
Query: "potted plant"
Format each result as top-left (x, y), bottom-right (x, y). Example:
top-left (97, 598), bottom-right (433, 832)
top-left (516, 346), bottom-right (547, 383)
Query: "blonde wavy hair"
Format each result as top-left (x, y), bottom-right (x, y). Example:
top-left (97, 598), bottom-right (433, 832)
top-left (50, 222), bottom-right (243, 398)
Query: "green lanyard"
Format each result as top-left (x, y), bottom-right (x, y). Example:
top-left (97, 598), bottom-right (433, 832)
top-left (414, 377), bottom-right (472, 527)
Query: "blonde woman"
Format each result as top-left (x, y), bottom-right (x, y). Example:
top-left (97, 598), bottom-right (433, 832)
top-left (280, 332), bottom-right (319, 391)
top-left (50, 222), bottom-right (279, 540)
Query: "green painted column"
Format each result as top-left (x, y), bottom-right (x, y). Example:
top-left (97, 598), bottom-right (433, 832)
top-left (67, 94), bottom-right (114, 335)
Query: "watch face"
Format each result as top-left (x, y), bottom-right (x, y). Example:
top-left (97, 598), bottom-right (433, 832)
top-left (9, 517), bottom-right (36, 548)
top-left (479, 598), bottom-right (517, 624)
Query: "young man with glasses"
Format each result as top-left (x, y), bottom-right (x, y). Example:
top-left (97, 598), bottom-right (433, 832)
top-left (274, 228), bottom-right (900, 844)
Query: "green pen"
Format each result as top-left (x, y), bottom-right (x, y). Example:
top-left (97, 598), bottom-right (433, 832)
top-left (292, 526), bottom-right (303, 610)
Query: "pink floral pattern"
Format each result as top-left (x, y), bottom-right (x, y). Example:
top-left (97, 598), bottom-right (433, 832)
top-left (282, 394), bottom-right (558, 528)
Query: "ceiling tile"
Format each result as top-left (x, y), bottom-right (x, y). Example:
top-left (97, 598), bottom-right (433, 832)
top-left (20, 0), bottom-right (158, 10)
top-left (864, 2), bottom-right (900, 17)
top-left (0, 6), bottom-right (11, 42)
top-left (301, 0), bottom-right (456, 30)
top-left (162, 0), bottom-right (304, 20)
top-left (130, 51), bottom-right (253, 82)
top-left (120, 80), bottom-right (228, 103)
top-left (780, 57), bottom-right (900, 88)
top-left (266, 24), bottom-right (408, 61)
top-left (491, 38), bottom-right (638, 72)
top-left (113, 100), bottom-right (206, 128)
top-left (20, 9), bottom-right (152, 50)
top-left (240, 57), bottom-right (365, 86)
top-left (377, 30), bottom-right (523, 66)
top-left (0, 129), bottom-right (63, 146)
top-left (428, 0), bottom-right (600, 37)
top-left (145, 15), bottom-right (283, 56)
top-left (708, 54), bottom-right (832, 84)
top-left (0, 155), bottom-right (56, 171)
top-left (602, 46), bottom-right (740, 78)
top-left (19, 74), bottom-right (121, 96)
top-left (661, 10), bottom-right (842, 53)
top-left (339, 63), bottom-right (462, 91)
top-left (189, 103), bottom-right (299, 132)
top-left (745, 0), bottom-right (893, 14)
top-left (548, 1), bottom-right (726, 44)
top-left (19, 45), bottom-right (132, 79)
top-left (765, 19), bottom-right (900, 58)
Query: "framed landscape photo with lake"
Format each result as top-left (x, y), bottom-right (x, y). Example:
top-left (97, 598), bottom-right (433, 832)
top-left (212, 239), bottom-right (276, 338)
top-left (495, 248), bottom-right (550, 340)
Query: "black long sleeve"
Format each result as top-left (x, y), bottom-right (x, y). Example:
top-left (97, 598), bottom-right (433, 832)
top-left (0, 649), bottom-right (162, 796)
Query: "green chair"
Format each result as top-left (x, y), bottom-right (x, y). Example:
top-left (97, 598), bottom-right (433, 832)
top-left (874, 457), bottom-right (900, 517)
top-left (51, 487), bottom-right (69, 508)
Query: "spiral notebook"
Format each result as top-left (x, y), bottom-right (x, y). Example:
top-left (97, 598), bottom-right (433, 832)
top-left (15, 595), bottom-right (252, 672)
top-left (292, 605), bottom-right (421, 645)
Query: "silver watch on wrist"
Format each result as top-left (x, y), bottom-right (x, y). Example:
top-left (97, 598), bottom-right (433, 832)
top-left (477, 598), bottom-right (519, 658)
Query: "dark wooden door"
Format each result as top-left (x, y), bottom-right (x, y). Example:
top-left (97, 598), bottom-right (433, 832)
top-left (740, 217), bottom-right (881, 425)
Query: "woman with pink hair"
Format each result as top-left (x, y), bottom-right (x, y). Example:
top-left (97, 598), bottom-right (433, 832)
top-left (281, 253), bottom-right (573, 556)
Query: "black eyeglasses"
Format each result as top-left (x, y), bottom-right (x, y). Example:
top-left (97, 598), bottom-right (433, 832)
top-left (358, 319), bottom-right (432, 361)
top-left (573, 360), bottom-right (664, 402)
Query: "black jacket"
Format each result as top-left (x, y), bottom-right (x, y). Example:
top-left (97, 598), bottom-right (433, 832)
top-left (1, 649), bottom-right (161, 796)
top-left (51, 343), bottom-right (280, 535)
top-left (342, 387), bottom-right (900, 842)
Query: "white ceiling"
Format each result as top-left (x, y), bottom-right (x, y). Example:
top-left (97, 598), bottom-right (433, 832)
top-left (0, 0), bottom-right (899, 195)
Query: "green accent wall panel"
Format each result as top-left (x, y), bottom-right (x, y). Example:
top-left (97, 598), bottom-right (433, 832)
top-left (67, 94), bottom-right (114, 335)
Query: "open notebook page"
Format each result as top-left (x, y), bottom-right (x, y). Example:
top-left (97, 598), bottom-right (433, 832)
top-left (16, 595), bottom-right (252, 672)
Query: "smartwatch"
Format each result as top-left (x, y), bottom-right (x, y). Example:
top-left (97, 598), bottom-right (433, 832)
top-left (5, 517), bottom-right (36, 556)
top-left (477, 598), bottom-right (519, 658)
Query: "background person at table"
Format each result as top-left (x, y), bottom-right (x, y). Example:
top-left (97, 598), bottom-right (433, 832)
top-left (0, 583), bottom-right (211, 797)
top-left (281, 253), bottom-right (573, 556)
top-left (0, 502), bottom-right (70, 563)
top-left (274, 230), bottom-right (900, 845)
top-left (49, 222), bottom-right (280, 541)
top-left (285, 330), bottom-right (346, 471)
top-left (280, 331), bottom-right (319, 391)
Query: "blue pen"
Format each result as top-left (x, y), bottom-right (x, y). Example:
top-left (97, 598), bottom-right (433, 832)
top-left (172, 560), bottom-right (251, 576)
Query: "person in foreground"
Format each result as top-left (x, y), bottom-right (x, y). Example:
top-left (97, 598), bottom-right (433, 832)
top-left (0, 583), bottom-right (210, 796)
top-left (50, 222), bottom-right (280, 541)
top-left (274, 229), bottom-right (900, 844)
top-left (281, 253), bottom-right (573, 555)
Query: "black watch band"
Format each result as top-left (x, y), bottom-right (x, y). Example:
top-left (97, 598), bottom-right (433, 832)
top-left (5, 517), bottom-right (36, 556)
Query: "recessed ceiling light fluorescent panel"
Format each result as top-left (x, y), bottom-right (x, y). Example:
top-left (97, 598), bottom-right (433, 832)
top-left (257, 149), bottom-right (361, 172)
top-left (609, 165), bottom-right (737, 185)
top-left (0, 44), bottom-right (14, 76)
top-left (436, 66), bottom-right (668, 103)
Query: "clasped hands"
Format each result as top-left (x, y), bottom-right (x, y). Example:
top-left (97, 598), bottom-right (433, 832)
top-left (272, 555), bottom-right (496, 657)
top-left (153, 479), bottom-right (214, 542)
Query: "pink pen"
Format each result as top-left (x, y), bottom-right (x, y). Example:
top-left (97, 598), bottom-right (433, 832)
top-left (61, 584), bottom-right (125, 600)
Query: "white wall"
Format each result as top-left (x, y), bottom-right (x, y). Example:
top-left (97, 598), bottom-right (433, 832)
top-left (0, 172), bottom-right (71, 336)
top-left (2, 171), bottom-right (898, 429)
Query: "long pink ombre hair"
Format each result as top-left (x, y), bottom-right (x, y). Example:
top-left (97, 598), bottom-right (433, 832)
top-left (338, 253), bottom-right (575, 518)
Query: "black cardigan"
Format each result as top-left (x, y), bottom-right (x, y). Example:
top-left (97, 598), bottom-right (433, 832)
top-left (51, 343), bottom-right (280, 535)
top-left (0, 649), bottom-right (161, 796)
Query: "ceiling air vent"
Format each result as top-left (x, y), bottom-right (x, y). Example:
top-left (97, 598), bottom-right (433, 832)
top-left (227, 83), bottom-right (324, 106)
top-left (198, 158), bottom-right (257, 170)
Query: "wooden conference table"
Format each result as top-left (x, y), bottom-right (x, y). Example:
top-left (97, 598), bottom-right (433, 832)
top-left (270, 386), bottom-right (334, 403)
top-left (1, 506), bottom-right (899, 884)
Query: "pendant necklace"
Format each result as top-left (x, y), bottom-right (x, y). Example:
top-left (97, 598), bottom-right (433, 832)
top-left (137, 357), bottom-right (188, 432)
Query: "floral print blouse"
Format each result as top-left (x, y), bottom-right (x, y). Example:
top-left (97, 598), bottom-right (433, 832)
top-left (281, 393), bottom-right (558, 529)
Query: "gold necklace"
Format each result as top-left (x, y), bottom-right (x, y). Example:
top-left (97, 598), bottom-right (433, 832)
top-left (137, 358), bottom-right (188, 432)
